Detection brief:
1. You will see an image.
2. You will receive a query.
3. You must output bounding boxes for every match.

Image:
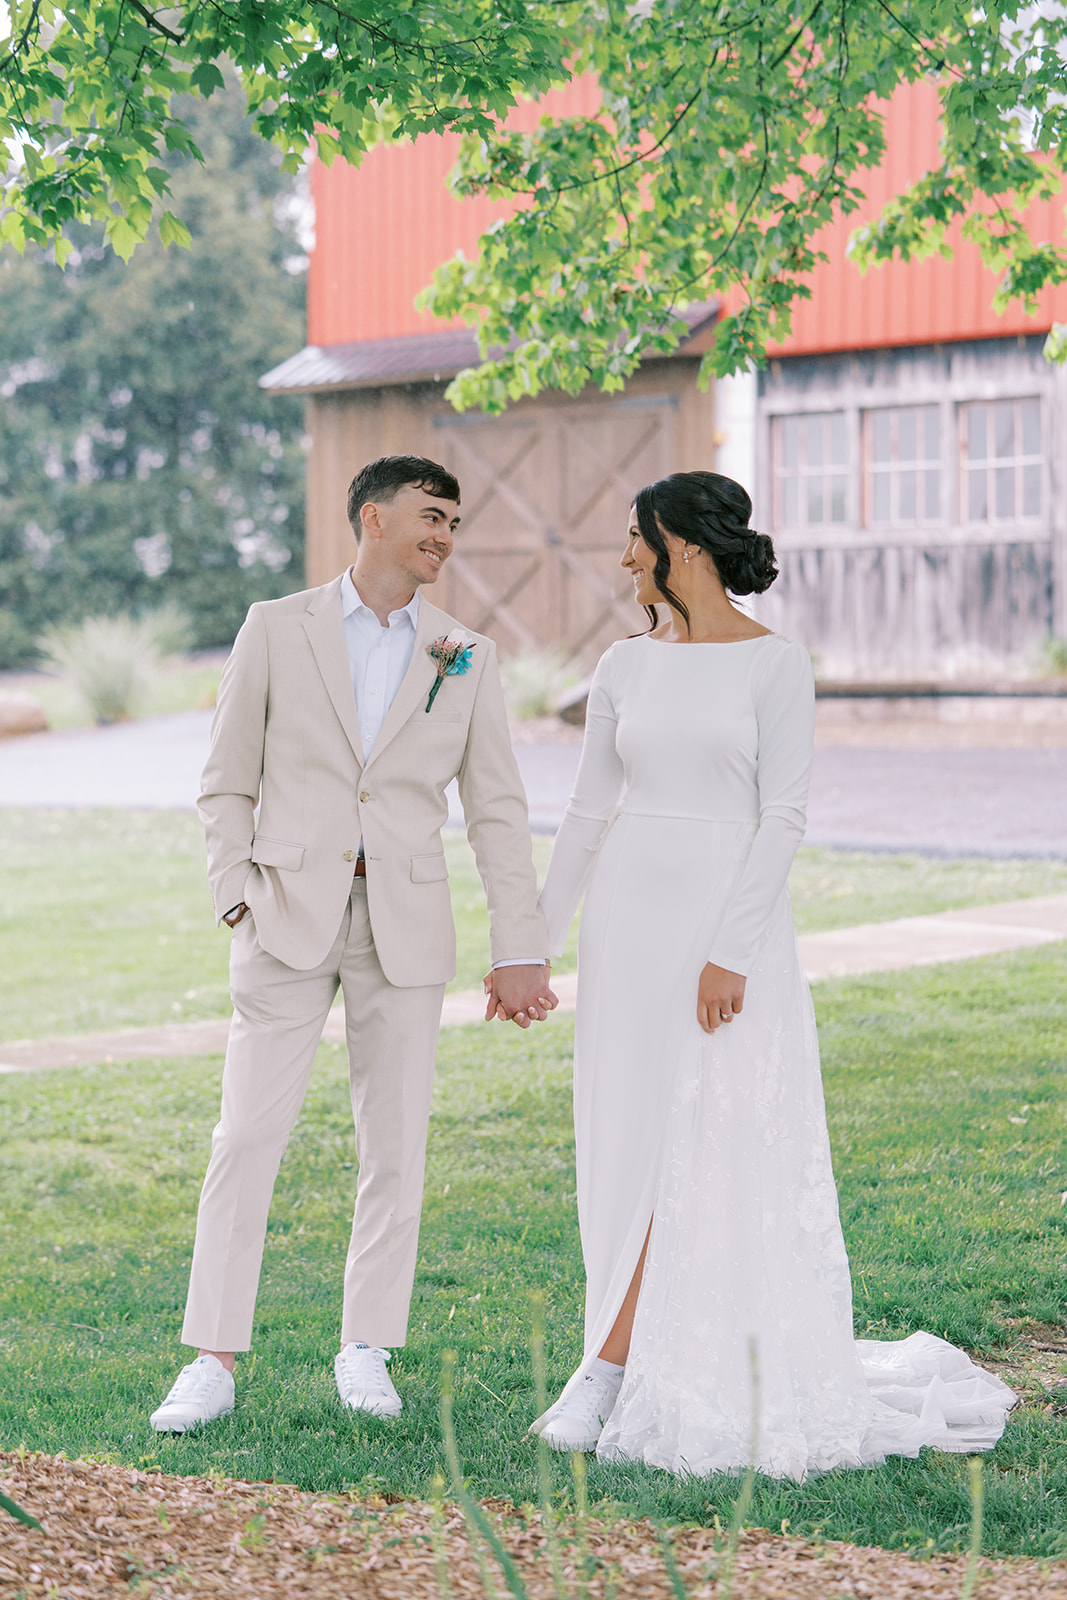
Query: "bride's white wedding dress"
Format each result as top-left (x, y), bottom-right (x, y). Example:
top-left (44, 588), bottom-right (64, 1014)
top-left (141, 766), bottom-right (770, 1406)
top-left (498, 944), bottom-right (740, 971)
top-left (536, 633), bottom-right (1014, 1480)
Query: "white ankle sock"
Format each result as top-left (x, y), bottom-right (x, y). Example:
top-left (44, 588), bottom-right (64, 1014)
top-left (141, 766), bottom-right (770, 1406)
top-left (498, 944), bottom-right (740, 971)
top-left (591, 1357), bottom-right (625, 1387)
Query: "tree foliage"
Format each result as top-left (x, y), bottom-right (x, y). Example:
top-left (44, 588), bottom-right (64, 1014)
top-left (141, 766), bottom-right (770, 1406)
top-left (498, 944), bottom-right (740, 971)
top-left (422, 0), bottom-right (1067, 410)
top-left (4, 1), bottom-right (1067, 416)
top-left (0, 0), bottom-right (567, 260)
top-left (0, 83), bottom-right (306, 667)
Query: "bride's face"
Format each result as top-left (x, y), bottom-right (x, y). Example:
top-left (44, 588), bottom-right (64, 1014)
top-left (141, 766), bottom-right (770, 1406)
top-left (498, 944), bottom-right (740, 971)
top-left (622, 506), bottom-right (661, 607)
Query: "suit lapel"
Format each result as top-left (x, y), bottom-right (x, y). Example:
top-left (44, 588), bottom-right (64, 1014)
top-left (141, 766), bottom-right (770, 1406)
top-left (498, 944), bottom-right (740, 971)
top-left (302, 577), bottom-right (364, 768)
top-left (364, 598), bottom-right (447, 770)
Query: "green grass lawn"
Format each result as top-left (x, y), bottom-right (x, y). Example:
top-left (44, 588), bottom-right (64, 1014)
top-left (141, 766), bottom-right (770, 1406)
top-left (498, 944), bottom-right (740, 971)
top-left (1, 936), bottom-right (1066, 1556)
top-left (2, 805), bottom-right (1067, 1042)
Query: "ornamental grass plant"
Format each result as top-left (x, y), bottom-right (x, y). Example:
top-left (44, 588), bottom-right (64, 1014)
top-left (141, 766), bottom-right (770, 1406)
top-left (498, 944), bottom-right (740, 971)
top-left (38, 605), bottom-right (192, 724)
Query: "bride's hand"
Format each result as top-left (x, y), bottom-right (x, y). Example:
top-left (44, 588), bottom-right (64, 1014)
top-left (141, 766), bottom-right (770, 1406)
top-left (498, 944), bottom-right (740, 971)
top-left (697, 963), bottom-right (746, 1033)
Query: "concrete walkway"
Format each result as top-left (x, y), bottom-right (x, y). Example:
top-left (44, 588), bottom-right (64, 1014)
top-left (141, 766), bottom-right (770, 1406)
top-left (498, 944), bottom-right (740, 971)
top-left (2, 709), bottom-right (1066, 854)
top-left (3, 891), bottom-right (1065, 1074)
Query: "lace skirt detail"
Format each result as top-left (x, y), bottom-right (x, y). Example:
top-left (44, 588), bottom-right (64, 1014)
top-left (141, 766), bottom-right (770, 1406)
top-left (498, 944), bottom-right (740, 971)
top-left (563, 822), bottom-right (1015, 1480)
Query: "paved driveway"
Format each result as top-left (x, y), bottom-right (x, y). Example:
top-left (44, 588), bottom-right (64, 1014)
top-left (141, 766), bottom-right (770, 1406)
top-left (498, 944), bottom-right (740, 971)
top-left (0, 711), bottom-right (1064, 856)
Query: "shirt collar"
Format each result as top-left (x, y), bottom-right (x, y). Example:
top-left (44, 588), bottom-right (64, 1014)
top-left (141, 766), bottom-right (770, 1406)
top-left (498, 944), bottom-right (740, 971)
top-left (341, 566), bottom-right (420, 630)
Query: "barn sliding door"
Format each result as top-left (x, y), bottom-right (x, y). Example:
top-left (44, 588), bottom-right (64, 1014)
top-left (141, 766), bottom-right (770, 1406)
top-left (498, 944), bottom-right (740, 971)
top-left (433, 395), bottom-right (675, 666)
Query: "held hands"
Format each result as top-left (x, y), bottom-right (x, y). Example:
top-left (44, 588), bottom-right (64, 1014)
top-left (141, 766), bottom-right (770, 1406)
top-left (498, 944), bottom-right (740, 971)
top-left (697, 962), bottom-right (746, 1034)
top-left (483, 963), bottom-right (558, 1028)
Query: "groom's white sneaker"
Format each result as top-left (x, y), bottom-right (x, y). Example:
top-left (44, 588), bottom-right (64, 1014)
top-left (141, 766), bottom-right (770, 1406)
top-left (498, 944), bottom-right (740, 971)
top-left (335, 1343), bottom-right (402, 1418)
top-left (150, 1355), bottom-right (235, 1433)
top-left (539, 1362), bottom-right (624, 1453)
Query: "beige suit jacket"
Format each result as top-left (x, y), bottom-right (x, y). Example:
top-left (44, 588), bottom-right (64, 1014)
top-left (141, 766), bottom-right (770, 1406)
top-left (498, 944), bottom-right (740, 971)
top-left (198, 576), bottom-right (548, 984)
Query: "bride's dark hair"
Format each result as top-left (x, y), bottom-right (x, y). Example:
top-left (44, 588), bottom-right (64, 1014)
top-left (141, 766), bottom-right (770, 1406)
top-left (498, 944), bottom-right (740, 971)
top-left (633, 471), bottom-right (778, 635)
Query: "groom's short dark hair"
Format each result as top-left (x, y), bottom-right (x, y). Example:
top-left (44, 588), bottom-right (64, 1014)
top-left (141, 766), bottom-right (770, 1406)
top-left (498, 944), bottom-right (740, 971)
top-left (347, 455), bottom-right (461, 539)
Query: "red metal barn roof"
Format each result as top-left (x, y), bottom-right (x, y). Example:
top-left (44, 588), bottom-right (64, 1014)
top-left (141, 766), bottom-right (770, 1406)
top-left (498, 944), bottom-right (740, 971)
top-left (306, 78), bottom-right (1067, 360)
top-left (762, 80), bottom-right (1067, 355)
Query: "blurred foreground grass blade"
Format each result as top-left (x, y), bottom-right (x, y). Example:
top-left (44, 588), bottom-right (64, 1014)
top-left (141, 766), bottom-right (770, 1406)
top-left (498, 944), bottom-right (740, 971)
top-left (571, 1449), bottom-right (593, 1600)
top-left (429, 1471), bottom-right (453, 1600)
top-left (717, 1335), bottom-right (760, 1600)
top-left (961, 1457), bottom-right (984, 1600)
top-left (656, 1522), bottom-right (690, 1600)
top-left (439, 1349), bottom-right (527, 1600)
top-left (530, 1290), bottom-right (571, 1599)
top-left (0, 1485), bottom-right (42, 1528)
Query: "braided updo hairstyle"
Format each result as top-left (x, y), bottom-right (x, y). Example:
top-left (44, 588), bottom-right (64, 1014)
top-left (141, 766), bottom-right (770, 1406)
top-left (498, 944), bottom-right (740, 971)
top-left (633, 471), bottom-right (778, 636)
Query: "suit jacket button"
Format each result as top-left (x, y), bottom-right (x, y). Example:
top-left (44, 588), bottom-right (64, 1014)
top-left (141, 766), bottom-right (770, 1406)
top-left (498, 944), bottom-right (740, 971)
top-left (359, 790), bottom-right (371, 803)
top-left (343, 850), bottom-right (355, 862)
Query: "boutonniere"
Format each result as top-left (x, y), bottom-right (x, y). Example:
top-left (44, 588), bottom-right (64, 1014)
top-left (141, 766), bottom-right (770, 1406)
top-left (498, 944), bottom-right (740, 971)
top-left (425, 630), bottom-right (476, 711)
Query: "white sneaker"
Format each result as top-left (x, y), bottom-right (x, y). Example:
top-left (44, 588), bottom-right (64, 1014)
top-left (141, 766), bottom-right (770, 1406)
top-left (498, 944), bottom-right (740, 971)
top-left (539, 1371), bottom-right (621, 1453)
top-left (150, 1355), bottom-right (235, 1433)
top-left (335, 1343), bottom-right (402, 1418)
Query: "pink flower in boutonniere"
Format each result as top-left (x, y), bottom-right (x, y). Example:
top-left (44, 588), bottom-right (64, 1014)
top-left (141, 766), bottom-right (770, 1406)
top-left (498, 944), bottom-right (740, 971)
top-left (426, 630), bottom-right (476, 712)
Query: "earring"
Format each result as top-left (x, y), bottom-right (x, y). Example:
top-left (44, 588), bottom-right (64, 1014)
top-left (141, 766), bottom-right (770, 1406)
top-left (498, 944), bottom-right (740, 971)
top-left (682, 547), bottom-right (692, 564)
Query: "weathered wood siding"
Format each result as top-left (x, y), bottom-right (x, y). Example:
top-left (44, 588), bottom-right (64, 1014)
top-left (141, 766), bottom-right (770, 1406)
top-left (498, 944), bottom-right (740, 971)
top-left (754, 337), bottom-right (1067, 677)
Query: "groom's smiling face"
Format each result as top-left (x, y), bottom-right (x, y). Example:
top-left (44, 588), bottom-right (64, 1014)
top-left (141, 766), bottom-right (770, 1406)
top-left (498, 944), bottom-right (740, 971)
top-left (367, 483), bottom-right (461, 589)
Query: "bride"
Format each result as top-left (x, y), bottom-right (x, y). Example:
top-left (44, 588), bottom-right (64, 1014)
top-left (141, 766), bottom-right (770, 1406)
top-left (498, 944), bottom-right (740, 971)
top-left (533, 470), bottom-right (1014, 1479)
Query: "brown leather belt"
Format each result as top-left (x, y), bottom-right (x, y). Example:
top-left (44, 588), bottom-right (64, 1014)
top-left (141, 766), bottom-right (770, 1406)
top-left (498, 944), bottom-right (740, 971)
top-left (353, 857), bottom-right (367, 878)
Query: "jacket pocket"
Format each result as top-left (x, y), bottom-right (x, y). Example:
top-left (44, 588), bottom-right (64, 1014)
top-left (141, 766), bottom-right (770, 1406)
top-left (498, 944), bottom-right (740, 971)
top-left (251, 835), bottom-right (305, 871)
top-left (410, 853), bottom-right (449, 884)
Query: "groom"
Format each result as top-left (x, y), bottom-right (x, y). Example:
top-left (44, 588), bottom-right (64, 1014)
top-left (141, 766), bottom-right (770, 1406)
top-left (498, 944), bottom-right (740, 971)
top-left (150, 454), bottom-right (555, 1432)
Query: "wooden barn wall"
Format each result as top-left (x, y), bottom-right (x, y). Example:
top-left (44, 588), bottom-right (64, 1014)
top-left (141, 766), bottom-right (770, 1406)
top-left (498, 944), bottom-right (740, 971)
top-left (754, 337), bottom-right (1067, 678)
top-left (305, 359), bottom-right (716, 668)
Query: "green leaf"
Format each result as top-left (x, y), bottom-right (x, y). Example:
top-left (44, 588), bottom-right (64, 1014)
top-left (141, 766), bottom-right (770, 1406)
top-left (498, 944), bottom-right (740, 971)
top-left (191, 61), bottom-right (227, 97)
top-left (158, 210), bottom-right (192, 249)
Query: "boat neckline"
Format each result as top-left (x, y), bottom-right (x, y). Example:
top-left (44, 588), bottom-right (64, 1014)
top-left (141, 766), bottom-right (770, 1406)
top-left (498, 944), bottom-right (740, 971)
top-left (638, 631), bottom-right (779, 646)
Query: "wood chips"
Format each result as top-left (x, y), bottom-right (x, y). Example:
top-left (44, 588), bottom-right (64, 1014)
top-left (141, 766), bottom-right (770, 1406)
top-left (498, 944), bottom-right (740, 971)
top-left (2, 1452), bottom-right (1066, 1599)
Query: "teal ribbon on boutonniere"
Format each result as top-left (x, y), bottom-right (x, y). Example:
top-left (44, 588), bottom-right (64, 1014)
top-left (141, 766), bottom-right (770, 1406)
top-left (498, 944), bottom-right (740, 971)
top-left (426, 631), bottom-right (476, 712)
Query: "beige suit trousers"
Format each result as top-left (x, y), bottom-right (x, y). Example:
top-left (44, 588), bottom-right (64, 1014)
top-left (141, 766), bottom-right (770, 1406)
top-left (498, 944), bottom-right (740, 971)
top-left (181, 879), bottom-right (446, 1352)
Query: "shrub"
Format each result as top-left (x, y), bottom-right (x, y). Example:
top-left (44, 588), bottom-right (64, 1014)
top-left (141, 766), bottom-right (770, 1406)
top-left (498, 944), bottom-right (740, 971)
top-left (1038, 636), bottom-right (1067, 677)
top-left (38, 608), bottom-right (190, 723)
top-left (500, 648), bottom-right (579, 719)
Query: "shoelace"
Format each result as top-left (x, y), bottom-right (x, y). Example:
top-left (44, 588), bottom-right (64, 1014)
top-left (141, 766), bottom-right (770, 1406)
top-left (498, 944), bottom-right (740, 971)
top-left (165, 1362), bottom-right (223, 1403)
top-left (569, 1375), bottom-right (616, 1427)
top-left (339, 1348), bottom-right (391, 1396)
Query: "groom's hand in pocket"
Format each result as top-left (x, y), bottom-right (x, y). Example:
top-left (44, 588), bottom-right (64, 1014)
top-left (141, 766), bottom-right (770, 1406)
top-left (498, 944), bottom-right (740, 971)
top-left (483, 963), bottom-right (557, 1027)
top-left (697, 963), bottom-right (746, 1034)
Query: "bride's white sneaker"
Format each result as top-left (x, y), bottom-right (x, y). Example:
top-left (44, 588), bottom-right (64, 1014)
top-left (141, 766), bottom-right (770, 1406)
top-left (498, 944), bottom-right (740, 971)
top-left (539, 1365), bottom-right (623, 1453)
top-left (150, 1354), bottom-right (235, 1433)
top-left (335, 1343), bottom-right (402, 1418)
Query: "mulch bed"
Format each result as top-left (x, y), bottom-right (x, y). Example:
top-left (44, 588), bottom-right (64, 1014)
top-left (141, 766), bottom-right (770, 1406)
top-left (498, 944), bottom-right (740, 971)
top-left (3, 1452), bottom-right (1067, 1599)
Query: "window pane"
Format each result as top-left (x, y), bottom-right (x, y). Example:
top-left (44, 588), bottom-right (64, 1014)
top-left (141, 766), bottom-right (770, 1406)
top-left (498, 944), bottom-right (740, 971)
top-left (968, 470), bottom-right (987, 521)
top-left (830, 474), bottom-right (847, 522)
top-left (1021, 398), bottom-right (1041, 456)
top-left (1023, 463), bottom-right (1041, 517)
top-left (807, 417), bottom-right (823, 469)
top-left (898, 409), bottom-right (917, 462)
top-left (870, 411), bottom-right (891, 463)
top-left (872, 472), bottom-right (891, 523)
top-left (923, 408), bottom-right (941, 461)
top-left (830, 412), bottom-right (847, 466)
top-left (995, 466), bottom-right (1014, 519)
top-left (782, 477), bottom-right (798, 527)
top-left (968, 406), bottom-right (987, 461)
top-left (899, 469), bottom-right (917, 522)
top-left (924, 468), bottom-right (940, 519)
top-left (994, 402), bottom-right (1014, 459)
top-left (781, 416), bottom-right (798, 470)
top-left (806, 475), bottom-right (823, 524)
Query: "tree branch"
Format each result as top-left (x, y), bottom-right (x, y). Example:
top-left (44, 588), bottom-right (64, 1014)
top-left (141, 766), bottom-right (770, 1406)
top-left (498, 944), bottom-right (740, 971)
top-left (124, 0), bottom-right (185, 45)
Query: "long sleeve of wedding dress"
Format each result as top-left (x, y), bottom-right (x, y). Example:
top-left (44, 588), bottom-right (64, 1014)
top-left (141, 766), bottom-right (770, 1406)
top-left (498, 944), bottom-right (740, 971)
top-left (538, 648), bottom-right (623, 957)
top-left (706, 641), bottom-right (815, 975)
